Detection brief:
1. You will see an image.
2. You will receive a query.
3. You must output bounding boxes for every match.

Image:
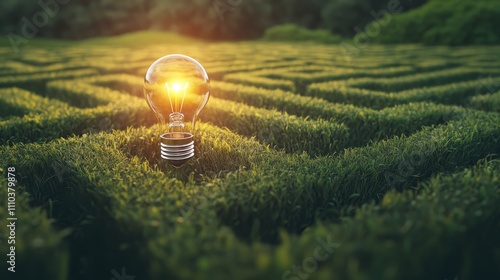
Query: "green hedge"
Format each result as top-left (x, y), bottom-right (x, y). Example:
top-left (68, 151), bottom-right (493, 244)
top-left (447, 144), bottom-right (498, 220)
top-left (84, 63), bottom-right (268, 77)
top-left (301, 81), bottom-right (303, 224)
top-left (469, 91), bottom-right (500, 112)
top-left (223, 73), bottom-right (296, 92)
top-left (307, 74), bottom-right (500, 109)
top-left (262, 24), bottom-right (343, 44)
top-left (205, 98), bottom-right (350, 156)
top-left (346, 68), bottom-right (491, 92)
top-left (0, 69), bottom-right (97, 89)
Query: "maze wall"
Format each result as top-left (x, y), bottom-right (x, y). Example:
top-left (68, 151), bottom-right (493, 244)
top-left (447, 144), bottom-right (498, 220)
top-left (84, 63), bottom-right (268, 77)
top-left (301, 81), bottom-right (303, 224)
top-left (1, 43), bottom-right (500, 280)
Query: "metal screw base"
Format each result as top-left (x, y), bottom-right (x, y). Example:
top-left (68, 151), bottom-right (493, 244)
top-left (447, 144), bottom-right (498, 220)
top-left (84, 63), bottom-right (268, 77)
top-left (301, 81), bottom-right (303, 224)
top-left (160, 132), bottom-right (194, 167)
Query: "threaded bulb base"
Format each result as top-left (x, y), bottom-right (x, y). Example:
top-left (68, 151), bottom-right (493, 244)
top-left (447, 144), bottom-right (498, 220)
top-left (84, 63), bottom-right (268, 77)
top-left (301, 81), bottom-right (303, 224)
top-left (160, 132), bottom-right (194, 167)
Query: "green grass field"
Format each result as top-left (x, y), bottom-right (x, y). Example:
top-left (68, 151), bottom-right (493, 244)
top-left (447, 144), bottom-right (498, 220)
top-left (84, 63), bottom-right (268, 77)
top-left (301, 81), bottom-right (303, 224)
top-left (1, 34), bottom-right (500, 280)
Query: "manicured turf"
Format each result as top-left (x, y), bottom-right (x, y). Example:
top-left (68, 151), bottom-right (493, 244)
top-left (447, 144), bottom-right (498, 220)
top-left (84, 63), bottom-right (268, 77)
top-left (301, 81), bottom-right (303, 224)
top-left (0, 35), bottom-right (499, 280)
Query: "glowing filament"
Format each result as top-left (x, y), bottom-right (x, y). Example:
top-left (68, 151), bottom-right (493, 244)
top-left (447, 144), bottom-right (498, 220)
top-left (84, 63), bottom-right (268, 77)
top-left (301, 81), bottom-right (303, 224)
top-left (165, 82), bottom-right (189, 113)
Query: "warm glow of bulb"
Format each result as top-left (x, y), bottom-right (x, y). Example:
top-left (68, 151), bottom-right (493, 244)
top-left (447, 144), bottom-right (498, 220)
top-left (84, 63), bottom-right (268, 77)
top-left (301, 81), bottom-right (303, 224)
top-left (172, 82), bottom-right (182, 92)
top-left (165, 82), bottom-right (188, 93)
top-left (165, 81), bottom-right (189, 113)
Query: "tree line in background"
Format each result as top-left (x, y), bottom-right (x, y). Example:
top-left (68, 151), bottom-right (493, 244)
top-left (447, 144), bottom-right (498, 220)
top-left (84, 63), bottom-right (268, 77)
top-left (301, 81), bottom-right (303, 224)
top-left (366, 0), bottom-right (500, 45)
top-left (0, 0), bottom-right (426, 40)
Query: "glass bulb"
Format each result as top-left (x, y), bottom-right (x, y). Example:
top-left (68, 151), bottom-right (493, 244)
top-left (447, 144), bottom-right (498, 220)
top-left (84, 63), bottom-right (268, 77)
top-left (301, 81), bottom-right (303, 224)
top-left (144, 54), bottom-right (210, 166)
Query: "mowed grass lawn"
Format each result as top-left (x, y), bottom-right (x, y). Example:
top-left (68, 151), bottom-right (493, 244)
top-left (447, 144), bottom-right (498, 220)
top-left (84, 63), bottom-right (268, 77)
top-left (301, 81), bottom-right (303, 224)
top-left (1, 32), bottom-right (500, 280)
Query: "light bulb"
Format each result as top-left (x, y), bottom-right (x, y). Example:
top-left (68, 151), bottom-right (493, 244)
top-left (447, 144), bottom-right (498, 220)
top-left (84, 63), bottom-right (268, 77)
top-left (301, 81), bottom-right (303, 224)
top-left (144, 54), bottom-right (210, 166)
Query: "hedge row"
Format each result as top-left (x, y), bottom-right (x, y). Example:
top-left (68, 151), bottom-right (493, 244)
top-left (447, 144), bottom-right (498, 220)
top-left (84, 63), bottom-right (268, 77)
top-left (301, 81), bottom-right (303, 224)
top-left (307, 75), bottom-right (500, 109)
top-left (208, 60), bottom-right (307, 80)
top-left (223, 73), bottom-right (296, 92)
top-left (205, 98), bottom-right (349, 156)
top-left (0, 88), bottom-right (71, 116)
top-left (13, 53), bottom-right (67, 66)
top-left (0, 69), bottom-right (98, 90)
top-left (469, 91), bottom-right (500, 112)
top-left (46, 80), bottom-right (128, 108)
top-left (0, 62), bottom-right (88, 77)
top-left (0, 85), bottom-right (156, 144)
top-left (264, 65), bottom-right (418, 80)
top-left (345, 67), bottom-right (499, 92)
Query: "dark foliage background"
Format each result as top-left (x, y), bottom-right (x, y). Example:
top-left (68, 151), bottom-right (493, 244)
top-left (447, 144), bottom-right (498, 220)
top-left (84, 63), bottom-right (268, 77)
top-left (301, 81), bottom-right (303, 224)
top-left (0, 0), bottom-right (426, 40)
top-left (366, 0), bottom-right (500, 45)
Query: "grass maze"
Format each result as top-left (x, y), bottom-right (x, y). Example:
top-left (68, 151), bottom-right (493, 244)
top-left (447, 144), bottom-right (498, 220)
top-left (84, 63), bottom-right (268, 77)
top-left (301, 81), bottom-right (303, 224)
top-left (0, 42), bottom-right (500, 280)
